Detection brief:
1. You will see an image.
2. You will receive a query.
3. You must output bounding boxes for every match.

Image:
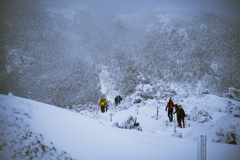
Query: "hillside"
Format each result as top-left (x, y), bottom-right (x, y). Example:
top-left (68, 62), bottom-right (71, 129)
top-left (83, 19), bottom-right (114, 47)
top-left (0, 2), bottom-right (240, 108)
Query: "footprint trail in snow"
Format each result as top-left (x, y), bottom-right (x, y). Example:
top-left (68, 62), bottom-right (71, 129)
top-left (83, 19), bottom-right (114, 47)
top-left (99, 65), bottom-right (120, 105)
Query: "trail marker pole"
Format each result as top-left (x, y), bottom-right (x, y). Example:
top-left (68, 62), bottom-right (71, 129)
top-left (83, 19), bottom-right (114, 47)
top-left (156, 106), bottom-right (159, 120)
top-left (110, 113), bottom-right (113, 121)
top-left (174, 114), bottom-right (176, 133)
top-left (197, 135), bottom-right (206, 160)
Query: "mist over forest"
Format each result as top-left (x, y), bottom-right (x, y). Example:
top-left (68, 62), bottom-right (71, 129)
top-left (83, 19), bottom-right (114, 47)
top-left (0, 0), bottom-right (240, 107)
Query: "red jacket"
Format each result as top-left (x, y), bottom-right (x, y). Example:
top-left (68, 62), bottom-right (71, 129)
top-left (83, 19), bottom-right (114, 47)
top-left (166, 102), bottom-right (175, 111)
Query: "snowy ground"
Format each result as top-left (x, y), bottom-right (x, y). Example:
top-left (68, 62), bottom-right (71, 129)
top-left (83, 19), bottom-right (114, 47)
top-left (0, 94), bottom-right (240, 160)
top-left (95, 66), bottom-right (240, 144)
top-left (0, 66), bottom-right (240, 159)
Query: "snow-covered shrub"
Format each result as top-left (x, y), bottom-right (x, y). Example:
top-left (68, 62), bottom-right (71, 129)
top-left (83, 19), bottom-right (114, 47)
top-left (66, 102), bottom-right (96, 113)
top-left (202, 90), bottom-right (210, 94)
top-left (129, 84), bottom-right (176, 105)
top-left (172, 132), bottom-right (182, 138)
top-left (226, 87), bottom-right (240, 101)
top-left (215, 124), bottom-right (239, 145)
top-left (225, 100), bottom-right (234, 114)
top-left (225, 100), bottom-right (240, 117)
top-left (161, 88), bottom-right (177, 100)
top-left (121, 105), bottom-right (129, 110)
top-left (216, 129), bottom-right (238, 144)
top-left (135, 84), bottom-right (156, 100)
top-left (188, 107), bottom-right (212, 123)
top-left (0, 128), bottom-right (73, 159)
top-left (234, 106), bottom-right (240, 117)
top-left (113, 115), bottom-right (142, 131)
top-left (134, 98), bottom-right (142, 104)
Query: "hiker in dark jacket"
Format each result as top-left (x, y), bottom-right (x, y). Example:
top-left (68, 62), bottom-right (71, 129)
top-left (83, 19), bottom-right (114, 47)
top-left (165, 99), bottom-right (175, 122)
top-left (177, 105), bottom-right (186, 128)
top-left (115, 95), bottom-right (122, 106)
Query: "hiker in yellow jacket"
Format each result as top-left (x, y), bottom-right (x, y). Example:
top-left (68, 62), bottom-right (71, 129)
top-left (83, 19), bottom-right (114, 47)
top-left (99, 97), bottom-right (108, 113)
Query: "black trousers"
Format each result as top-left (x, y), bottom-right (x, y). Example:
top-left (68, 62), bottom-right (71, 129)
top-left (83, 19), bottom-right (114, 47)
top-left (179, 117), bottom-right (185, 126)
top-left (168, 110), bottom-right (173, 121)
top-left (101, 106), bottom-right (105, 113)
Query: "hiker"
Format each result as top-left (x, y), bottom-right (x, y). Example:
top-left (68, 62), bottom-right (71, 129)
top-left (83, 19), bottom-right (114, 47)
top-left (99, 97), bottom-right (108, 113)
top-left (165, 98), bottom-right (175, 122)
top-left (177, 105), bottom-right (185, 128)
top-left (173, 104), bottom-right (181, 127)
top-left (115, 95), bottom-right (122, 106)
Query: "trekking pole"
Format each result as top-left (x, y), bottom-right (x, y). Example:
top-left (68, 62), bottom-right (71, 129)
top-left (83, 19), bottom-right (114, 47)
top-left (96, 106), bottom-right (98, 116)
top-left (186, 117), bottom-right (189, 128)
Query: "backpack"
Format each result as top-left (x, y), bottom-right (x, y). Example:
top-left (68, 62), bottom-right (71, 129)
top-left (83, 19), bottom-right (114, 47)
top-left (178, 108), bottom-right (185, 117)
top-left (101, 99), bottom-right (105, 106)
top-left (169, 101), bottom-right (174, 110)
top-left (115, 96), bottom-right (121, 103)
top-left (117, 96), bottom-right (120, 102)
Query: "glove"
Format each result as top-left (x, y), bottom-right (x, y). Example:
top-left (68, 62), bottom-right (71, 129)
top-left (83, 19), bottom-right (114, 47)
top-left (165, 109), bottom-right (167, 111)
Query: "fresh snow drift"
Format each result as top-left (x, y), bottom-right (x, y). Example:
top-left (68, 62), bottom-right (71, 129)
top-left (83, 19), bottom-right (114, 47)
top-left (0, 94), bottom-right (240, 160)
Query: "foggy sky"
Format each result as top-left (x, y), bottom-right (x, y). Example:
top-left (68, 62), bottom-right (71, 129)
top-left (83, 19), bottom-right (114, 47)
top-left (53, 0), bottom-right (240, 19)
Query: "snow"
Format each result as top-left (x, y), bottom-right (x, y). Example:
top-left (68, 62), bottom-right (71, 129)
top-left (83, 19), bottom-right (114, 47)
top-left (1, 2), bottom-right (240, 160)
top-left (99, 65), bottom-right (120, 104)
top-left (1, 91), bottom-right (240, 159)
top-left (1, 67), bottom-right (240, 160)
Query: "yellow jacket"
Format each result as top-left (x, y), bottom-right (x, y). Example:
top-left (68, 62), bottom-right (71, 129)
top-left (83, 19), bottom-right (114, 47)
top-left (99, 98), bottom-right (107, 106)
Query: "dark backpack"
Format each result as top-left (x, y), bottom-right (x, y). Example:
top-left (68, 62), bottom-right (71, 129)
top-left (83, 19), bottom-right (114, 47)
top-left (115, 96), bottom-right (122, 103)
top-left (178, 108), bottom-right (185, 117)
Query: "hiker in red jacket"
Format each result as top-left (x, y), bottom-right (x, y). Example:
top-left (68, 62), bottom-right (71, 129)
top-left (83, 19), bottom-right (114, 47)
top-left (165, 98), bottom-right (175, 122)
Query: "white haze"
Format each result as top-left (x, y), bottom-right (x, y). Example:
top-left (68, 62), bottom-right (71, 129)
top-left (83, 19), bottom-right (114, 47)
top-left (49, 0), bottom-right (240, 19)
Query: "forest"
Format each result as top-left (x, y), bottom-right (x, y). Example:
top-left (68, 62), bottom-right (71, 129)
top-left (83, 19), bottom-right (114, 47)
top-left (1, 0), bottom-right (240, 107)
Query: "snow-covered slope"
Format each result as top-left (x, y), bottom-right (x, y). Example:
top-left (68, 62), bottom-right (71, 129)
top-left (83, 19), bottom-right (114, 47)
top-left (0, 94), bottom-right (240, 160)
top-left (99, 65), bottom-right (120, 104)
